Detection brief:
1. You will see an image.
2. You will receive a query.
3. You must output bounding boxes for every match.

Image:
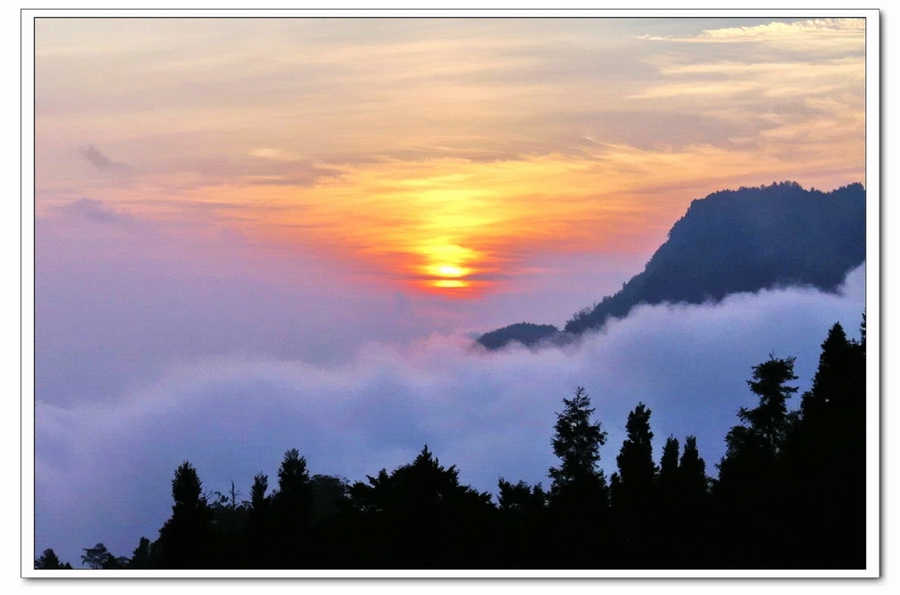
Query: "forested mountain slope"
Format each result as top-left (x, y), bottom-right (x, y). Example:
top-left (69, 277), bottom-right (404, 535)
top-left (479, 181), bottom-right (865, 350)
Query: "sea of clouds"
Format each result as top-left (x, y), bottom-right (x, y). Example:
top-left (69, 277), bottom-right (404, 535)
top-left (33, 262), bottom-right (866, 566)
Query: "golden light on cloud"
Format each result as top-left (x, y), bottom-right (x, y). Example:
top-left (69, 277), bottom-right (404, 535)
top-left (33, 17), bottom-right (868, 300)
top-left (432, 279), bottom-right (470, 289)
top-left (418, 246), bottom-right (479, 292)
top-left (694, 18), bottom-right (865, 42)
top-left (431, 264), bottom-right (466, 278)
top-left (250, 148), bottom-right (282, 159)
top-left (102, 117), bottom-right (865, 300)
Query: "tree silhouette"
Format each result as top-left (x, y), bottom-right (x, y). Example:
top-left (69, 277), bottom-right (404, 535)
top-left (348, 445), bottom-right (496, 568)
top-left (496, 478), bottom-right (548, 567)
top-left (678, 436), bottom-right (708, 503)
top-left (658, 436), bottom-right (680, 491)
top-left (35, 548), bottom-right (71, 570)
top-left (719, 355), bottom-right (798, 489)
top-left (547, 387), bottom-right (609, 565)
top-left (672, 435), bottom-right (710, 566)
top-left (270, 449), bottom-right (314, 567)
top-left (250, 472), bottom-right (269, 511)
top-left (743, 356), bottom-right (798, 450)
top-left (80, 542), bottom-right (124, 569)
top-left (157, 461), bottom-right (213, 568)
top-left (207, 480), bottom-right (250, 568)
top-left (785, 319), bottom-right (866, 568)
top-left (615, 403), bottom-right (657, 495)
top-left (715, 355), bottom-right (799, 567)
top-left (128, 536), bottom-right (154, 569)
top-left (498, 478), bottom-right (547, 515)
top-left (612, 403), bottom-right (658, 564)
top-left (242, 471), bottom-right (272, 568)
top-left (549, 387), bottom-right (608, 499)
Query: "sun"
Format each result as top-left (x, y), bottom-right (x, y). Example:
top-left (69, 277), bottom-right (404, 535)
top-left (415, 243), bottom-right (480, 293)
top-left (426, 263), bottom-right (469, 279)
top-left (431, 279), bottom-right (469, 289)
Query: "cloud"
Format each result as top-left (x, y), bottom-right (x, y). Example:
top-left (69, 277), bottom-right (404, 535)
top-left (79, 144), bottom-right (132, 174)
top-left (639, 18), bottom-right (865, 44)
top-left (693, 18), bottom-right (865, 43)
top-left (57, 198), bottom-right (132, 224)
top-left (159, 152), bottom-right (343, 188)
top-left (33, 263), bottom-right (866, 566)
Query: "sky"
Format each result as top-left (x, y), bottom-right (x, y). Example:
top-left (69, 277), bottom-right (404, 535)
top-left (26, 13), bottom-right (873, 570)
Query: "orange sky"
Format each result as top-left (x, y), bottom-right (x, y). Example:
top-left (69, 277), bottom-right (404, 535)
top-left (33, 17), bottom-right (867, 297)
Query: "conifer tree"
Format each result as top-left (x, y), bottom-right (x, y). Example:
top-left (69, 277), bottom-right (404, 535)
top-left (348, 446), bottom-right (495, 568)
top-left (35, 548), bottom-right (70, 570)
top-left (129, 537), bottom-right (154, 569)
top-left (270, 449), bottom-right (313, 566)
top-left (715, 355), bottom-right (799, 567)
top-left (612, 403), bottom-right (658, 563)
top-left (157, 461), bottom-right (213, 568)
top-left (615, 403), bottom-right (657, 497)
top-left (785, 317), bottom-right (866, 568)
top-left (547, 387), bottom-right (610, 565)
top-left (678, 435), bottom-right (708, 502)
top-left (242, 472), bottom-right (272, 568)
top-left (658, 436), bottom-right (680, 490)
top-left (549, 387), bottom-right (608, 503)
top-left (273, 449), bottom-right (312, 524)
top-left (496, 478), bottom-right (548, 567)
top-left (719, 355), bottom-right (798, 488)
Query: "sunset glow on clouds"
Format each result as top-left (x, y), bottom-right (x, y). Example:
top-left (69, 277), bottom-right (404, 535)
top-left (29, 12), bottom-right (872, 567)
top-left (35, 16), bottom-right (865, 296)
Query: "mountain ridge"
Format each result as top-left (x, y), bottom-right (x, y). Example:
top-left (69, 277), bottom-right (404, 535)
top-left (477, 181), bottom-right (866, 350)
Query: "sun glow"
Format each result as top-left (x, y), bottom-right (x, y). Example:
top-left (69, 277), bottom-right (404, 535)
top-left (417, 243), bottom-right (480, 292)
top-left (431, 279), bottom-right (469, 289)
top-left (184, 150), bottom-right (783, 299)
top-left (34, 17), bottom-right (867, 305)
top-left (432, 264), bottom-right (466, 278)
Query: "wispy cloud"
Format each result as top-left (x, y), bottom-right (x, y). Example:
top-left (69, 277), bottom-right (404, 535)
top-left (58, 198), bottom-right (132, 224)
top-left (36, 19), bottom-right (865, 270)
top-left (693, 18), bottom-right (865, 42)
top-left (639, 18), bottom-right (865, 44)
top-left (79, 144), bottom-right (132, 174)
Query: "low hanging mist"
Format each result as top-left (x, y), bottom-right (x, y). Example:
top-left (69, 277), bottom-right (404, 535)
top-left (34, 263), bottom-right (865, 565)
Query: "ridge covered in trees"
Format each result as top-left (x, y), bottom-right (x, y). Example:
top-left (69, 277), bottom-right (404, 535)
top-left (478, 181), bottom-right (866, 349)
top-left (37, 315), bottom-right (867, 571)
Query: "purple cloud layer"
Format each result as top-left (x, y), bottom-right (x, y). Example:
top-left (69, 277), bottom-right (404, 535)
top-left (34, 260), bottom-right (865, 565)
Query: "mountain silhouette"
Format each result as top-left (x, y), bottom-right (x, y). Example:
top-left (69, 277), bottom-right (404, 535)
top-left (478, 181), bottom-right (865, 350)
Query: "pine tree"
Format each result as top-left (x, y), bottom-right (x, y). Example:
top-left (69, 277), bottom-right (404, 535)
top-left (270, 449), bottom-right (314, 567)
top-left (715, 355), bottom-right (799, 567)
top-left (678, 435), bottom-right (708, 503)
top-left (615, 403), bottom-right (657, 498)
top-left (348, 446), bottom-right (496, 568)
top-left (496, 479), bottom-right (548, 567)
top-left (549, 387), bottom-right (608, 501)
top-left (547, 387), bottom-right (610, 565)
top-left (785, 318), bottom-right (866, 568)
top-left (35, 548), bottom-right (68, 570)
top-left (612, 403), bottom-right (658, 564)
top-left (129, 537), bottom-right (154, 569)
top-left (741, 356), bottom-right (798, 453)
top-left (242, 471), bottom-right (273, 568)
top-left (157, 461), bottom-right (213, 568)
top-left (658, 436), bottom-right (680, 491)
